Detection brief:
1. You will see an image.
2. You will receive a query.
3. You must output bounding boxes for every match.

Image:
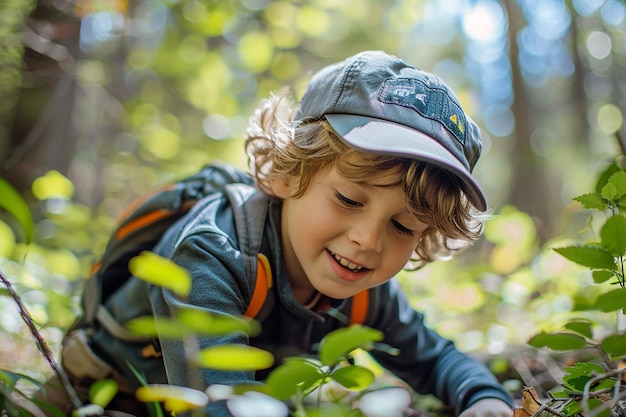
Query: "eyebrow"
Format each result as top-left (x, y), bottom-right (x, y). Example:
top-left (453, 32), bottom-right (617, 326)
top-left (355, 179), bottom-right (402, 189)
top-left (347, 180), bottom-right (417, 217)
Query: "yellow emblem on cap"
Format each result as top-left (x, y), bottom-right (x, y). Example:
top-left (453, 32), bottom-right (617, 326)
top-left (449, 114), bottom-right (464, 133)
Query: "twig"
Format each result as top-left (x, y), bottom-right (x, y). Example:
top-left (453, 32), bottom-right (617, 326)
top-left (580, 368), bottom-right (626, 417)
top-left (0, 266), bottom-right (83, 410)
top-left (523, 389), bottom-right (565, 417)
top-left (585, 387), bottom-right (626, 417)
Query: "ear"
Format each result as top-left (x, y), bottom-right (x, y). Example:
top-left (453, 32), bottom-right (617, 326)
top-left (269, 177), bottom-right (292, 199)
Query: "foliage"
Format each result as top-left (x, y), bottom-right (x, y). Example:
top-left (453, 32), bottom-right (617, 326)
top-left (516, 161), bottom-right (626, 417)
top-left (0, 178), bottom-right (33, 244)
top-left (104, 252), bottom-right (413, 417)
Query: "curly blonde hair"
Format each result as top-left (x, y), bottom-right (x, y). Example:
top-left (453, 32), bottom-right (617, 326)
top-left (245, 93), bottom-right (487, 267)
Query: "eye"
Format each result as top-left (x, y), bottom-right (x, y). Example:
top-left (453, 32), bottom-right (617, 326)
top-left (391, 219), bottom-right (414, 236)
top-left (335, 191), bottom-right (360, 207)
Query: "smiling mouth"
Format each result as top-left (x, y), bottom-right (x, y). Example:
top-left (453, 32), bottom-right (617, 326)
top-left (328, 250), bottom-right (365, 272)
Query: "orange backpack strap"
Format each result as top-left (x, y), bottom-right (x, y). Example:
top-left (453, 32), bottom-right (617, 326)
top-left (243, 253), bottom-right (273, 319)
top-left (243, 252), bottom-right (369, 324)
top-left (349, 289), bottom-right (370, 325)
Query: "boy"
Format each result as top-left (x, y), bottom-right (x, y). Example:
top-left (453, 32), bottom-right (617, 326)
top-left (55, 50), bottom-right (514, 417)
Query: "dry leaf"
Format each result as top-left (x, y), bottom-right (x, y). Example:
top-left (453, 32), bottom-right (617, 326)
top-left (513, 386), bottom-right (542, 417)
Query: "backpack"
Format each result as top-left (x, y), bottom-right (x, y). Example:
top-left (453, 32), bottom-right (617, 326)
top-left (76, 162), bottom-right (370, 337)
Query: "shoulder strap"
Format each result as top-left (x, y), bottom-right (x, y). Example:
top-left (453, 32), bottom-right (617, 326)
top-left (78, 164), bottom-right (254, 330)
top-left (224, 184), bottom-right (274, 321)
top-left (349, 289), bottom-right (370, 326)
top-left (243, 253), bottom-right (273, 319)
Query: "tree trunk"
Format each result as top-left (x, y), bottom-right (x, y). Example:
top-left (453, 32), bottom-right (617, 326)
top-left (504, 0), bottom-right (552, 241)
top-left (1, 0), bottom-right (81, 194)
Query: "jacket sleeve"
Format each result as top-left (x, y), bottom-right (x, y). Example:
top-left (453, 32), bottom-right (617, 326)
top-left (150, 228), bottom-right (257, 417)
top-left (369, 279), bottom-right (513, 415)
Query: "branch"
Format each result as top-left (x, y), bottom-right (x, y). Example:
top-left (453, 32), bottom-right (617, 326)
top-left (580, 368), bottom-right (626, 417)
top-left (0, 266), bottom-right (83, 410)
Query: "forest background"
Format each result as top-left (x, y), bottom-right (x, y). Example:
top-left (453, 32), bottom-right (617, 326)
top-left (1, 0), bottom-right (625, 401)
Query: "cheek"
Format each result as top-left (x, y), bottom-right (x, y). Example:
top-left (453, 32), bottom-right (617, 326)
top-left (287, 198), bottom-right (332, 237)
top-left (299, 203), bottom-right (338, 237)
top-left (387, 240), bottom-right (418, 267)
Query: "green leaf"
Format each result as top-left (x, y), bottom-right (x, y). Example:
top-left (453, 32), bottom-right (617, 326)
top-left (129, 251), bottom-right (191, 297)
top-left (553, 246), bottom-right (615, 269)
top-left (125, 316), bottom-right (191, 338)
top-left (563, 362), bottom-right (604, 377)
top-left (528, 332), bottom-right (588, 351)
top-left (593, 270), bottom-right (615, 284)
top-left (177, 309), bottom-right (261, 337)
top-left (0, 371), bottom-right (53, 417)
top-left (593, 288), bottom-right (626, 312)
top-left (136, 384), bottom-right (208, 413)
top-left (31, 398), bottom-right (66, 417)
top-left (265, 357), bottom-right (325, 400)
top-left (574, 193), bottom-right (607, 210)
top-left (126, 361), bottom-right (163, 417)
top-left (0, 177), bottom-right (34, 243)
top-left (1, 369), bottom-right (28, 389)
top-left (591, 378), bottom-right (616, 392)
top-left (563, 321), bottom-right (593, 339)
top-left (608, 171), bottom-right (626, 200)
top-left (89, 379), bottom-right (118, 408)
top-left (31, 170), bottom-right (74, 200)
top-left (127, 310), bottom-right (262, 339)
top-left (196, 344), bottom-right (274, 371)
top-left (318, 326), bottom-right (384, 366)
top-left (549, 390), bottom-right (570, 399)
top-left (330, 365), bottom-right (374, 391)
top-left (600, 215), bottom-right (626, 256)
top-left (595, 163), bottom-right (620, 193)
top-left (586, 398), bottom-right (611, 417)
top-left (600, 333), bottom-right (626, 356)
top-left (562, 399), bottom-right (582, 415)
top-left (126, 361), bottom-right (149, 386)
top-left (562, 374), bottom-right (590, 392)
top-left (602, 182), bottom-right (618, 200)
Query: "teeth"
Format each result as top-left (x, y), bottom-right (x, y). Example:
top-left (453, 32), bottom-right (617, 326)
top-left (330, 252), bottom-right (363, 272)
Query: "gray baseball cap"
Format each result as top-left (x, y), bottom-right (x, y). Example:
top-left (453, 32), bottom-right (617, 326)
top-left (294, 50), bottom-right (487, 211)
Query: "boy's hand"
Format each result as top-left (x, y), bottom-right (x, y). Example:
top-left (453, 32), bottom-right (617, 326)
top-left (458, 398), bottom-right (514, 417)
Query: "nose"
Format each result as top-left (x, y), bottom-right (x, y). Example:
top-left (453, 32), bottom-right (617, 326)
top-left (348, 220), bottom-right (384, 253)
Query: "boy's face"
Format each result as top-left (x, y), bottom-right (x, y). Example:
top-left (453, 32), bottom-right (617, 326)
top-left (272, 165), bottom-right (427, 302)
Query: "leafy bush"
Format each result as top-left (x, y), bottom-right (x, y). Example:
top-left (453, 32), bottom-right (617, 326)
top-left (516, 160), bottom-right (626, 417)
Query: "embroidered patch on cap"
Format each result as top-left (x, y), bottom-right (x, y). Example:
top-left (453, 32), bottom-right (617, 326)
top-left (379, 78), bottom-right (467, 145)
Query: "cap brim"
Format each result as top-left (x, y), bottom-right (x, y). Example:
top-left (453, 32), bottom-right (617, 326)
top-left (325, 114), bottom-right (487, 211)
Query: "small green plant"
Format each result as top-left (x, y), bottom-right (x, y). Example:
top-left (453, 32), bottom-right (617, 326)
top-left (123, 251), bottom-right (411, 417)
top-left (520, 160), bottom-right (626, 417)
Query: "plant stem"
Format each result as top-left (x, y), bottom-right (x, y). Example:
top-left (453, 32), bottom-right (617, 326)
top-left (615, 212), bottom-right (626, 330)
top-left (617, 255), bottom-right (626, 288)
top-left (0, 266), bottom-right (83, 410)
